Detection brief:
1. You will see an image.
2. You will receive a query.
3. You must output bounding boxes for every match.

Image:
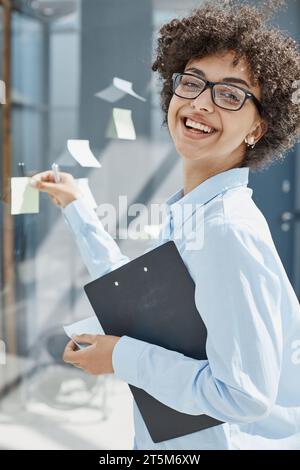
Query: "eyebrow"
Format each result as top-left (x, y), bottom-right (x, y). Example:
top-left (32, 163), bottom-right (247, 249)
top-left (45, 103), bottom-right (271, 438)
top-left (184, 67), bottom-right (251, 89)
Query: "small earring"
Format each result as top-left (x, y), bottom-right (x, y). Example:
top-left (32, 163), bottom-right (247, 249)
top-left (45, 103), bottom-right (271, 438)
top-left (244, 137), bottom-right (256, 149)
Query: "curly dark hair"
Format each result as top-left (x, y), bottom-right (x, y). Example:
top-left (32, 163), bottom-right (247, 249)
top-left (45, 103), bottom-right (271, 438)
top-left (152, 0), bottom-right (300, 171)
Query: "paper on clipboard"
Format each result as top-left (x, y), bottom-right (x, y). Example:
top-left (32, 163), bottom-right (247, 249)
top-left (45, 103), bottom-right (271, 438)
top-left (63, 316), bottom-right (104, 349)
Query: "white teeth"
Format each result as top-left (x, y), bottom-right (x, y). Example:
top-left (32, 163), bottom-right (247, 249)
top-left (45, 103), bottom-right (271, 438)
top-left (185, 118), bottom-right (214, 133)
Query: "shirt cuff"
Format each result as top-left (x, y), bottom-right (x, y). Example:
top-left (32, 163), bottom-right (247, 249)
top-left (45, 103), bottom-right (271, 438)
top-left (62, 195), bottom-right (99, 234)
top-left (112, 335), bottom-right (149, 387)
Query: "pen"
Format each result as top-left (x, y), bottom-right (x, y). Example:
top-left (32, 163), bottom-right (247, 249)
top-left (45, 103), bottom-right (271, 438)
top-left (51, 163), bottom-right (61, 183)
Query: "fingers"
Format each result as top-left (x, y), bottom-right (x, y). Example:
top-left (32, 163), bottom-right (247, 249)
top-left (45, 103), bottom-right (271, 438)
top-left (30, 171), bottom-right (56, 194)
top-left (72, 363), bottom-right (84, 369)
top-left (50, 196), bottom-right (61, 206)
top-left (31, 179), bottom-right (60, 194)
top-left (65, 339), bottom-right (77, 353)
top-left (35, 180), bottom-right (55, 190)
top-left (30, 170), bottom-right (73, 191)
top-left (63, 339), bottom-right (85, 363)
top-left (63, 336), bottom-right (95, 364)
top-left (31, 170), bottom-right (55, 184)
top-left (73, 334), bottom-right (97, 345)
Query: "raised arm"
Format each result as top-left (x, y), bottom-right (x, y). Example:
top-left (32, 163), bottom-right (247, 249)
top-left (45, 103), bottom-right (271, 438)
top-left (31, 171), bottom-right (130, 280)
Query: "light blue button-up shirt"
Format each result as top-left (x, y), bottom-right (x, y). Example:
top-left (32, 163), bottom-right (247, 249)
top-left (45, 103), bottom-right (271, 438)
top-left (63, 167), bottom-right (300, 450)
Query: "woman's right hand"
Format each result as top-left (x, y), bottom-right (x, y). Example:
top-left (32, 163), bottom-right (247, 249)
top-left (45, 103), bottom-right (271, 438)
top-left (30, 171), bottom-right (82, 208)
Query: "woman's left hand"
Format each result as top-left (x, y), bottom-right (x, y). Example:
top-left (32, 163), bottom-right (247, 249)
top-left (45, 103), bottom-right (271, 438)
top-left (63, 334), bottom-right (121, 375)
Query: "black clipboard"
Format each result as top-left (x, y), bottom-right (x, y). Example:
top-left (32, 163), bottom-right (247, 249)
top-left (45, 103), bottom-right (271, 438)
top-left (84, 241), bottom-right (222, 443)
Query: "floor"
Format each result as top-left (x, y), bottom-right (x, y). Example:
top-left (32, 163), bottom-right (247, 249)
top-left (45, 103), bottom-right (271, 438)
top-left (0, 360), bottom-right (134, 450)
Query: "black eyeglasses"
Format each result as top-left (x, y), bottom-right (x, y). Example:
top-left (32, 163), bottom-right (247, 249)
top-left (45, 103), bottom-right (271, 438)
top-left (172, 72), bottom-right (263, 114)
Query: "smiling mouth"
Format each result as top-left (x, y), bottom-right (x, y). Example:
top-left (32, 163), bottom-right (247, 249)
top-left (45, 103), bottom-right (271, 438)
top-left (182, 117), bottom-right (218, 135)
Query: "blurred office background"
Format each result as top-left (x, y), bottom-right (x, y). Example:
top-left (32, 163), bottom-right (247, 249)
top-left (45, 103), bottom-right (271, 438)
top-left (0, 0), bottom-right (299, 450)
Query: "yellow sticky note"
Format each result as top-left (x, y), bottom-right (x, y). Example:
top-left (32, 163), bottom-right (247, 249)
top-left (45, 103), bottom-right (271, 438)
top-left (11, 177), bottom-right (39, 215)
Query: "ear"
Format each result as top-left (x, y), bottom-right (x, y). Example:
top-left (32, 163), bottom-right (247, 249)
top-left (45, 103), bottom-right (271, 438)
top-left (253, 119), bottom-right (268, 141)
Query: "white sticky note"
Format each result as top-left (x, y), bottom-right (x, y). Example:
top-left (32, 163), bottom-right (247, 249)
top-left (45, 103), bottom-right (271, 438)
top-left (0, 80), bottom-right (6, 104)
top-left (11, 177), bottom-right (39, 215)
top-left (67, 140), bottom-right (101, 168)
top-left (95, 77), bottom-right (146, 103)
top-left (63, 316), bottom-right (104, 349)
top-left (0, 340), bottom-right (6, 365)
top-left (95, 84), bottom-right (125, 103)
top-left (113, 77), bottom-right (146, 102)
top-left (76, 178), bottom-right (97, 209)
top-left (106, 108), bottom-right (136, 140)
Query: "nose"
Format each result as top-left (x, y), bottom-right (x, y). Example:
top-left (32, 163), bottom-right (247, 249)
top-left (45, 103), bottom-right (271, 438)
top-left (190, 88), bottom-right (214, 112)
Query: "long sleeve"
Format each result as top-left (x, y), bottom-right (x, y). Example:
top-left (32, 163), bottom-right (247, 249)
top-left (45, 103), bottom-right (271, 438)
top-left (63, 196), bottom-right (130, 280)
top-left (112, 221), bottom-right (283, 424)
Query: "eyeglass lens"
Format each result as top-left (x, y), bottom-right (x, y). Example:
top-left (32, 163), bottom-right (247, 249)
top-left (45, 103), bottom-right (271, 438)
top-left (174, 74), bottom-right (246, 110)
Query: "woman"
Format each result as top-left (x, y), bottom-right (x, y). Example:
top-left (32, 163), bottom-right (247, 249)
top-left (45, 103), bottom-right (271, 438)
top-left (32, 1), bottom-right (300, 450)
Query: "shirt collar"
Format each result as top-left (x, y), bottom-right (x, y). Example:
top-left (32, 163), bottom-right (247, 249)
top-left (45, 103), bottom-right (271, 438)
top-left (165, 167), bottom-right (249, 228)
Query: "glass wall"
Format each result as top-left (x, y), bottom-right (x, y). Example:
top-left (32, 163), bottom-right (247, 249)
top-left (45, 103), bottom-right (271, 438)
top-left (0, 0), bottom-right (204, 450)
